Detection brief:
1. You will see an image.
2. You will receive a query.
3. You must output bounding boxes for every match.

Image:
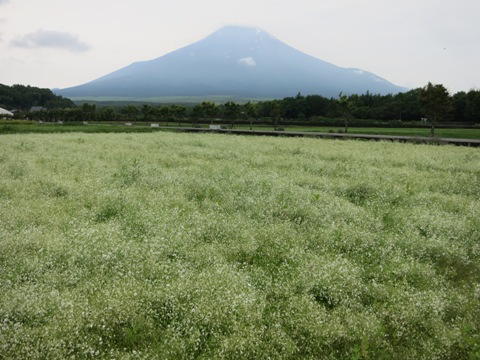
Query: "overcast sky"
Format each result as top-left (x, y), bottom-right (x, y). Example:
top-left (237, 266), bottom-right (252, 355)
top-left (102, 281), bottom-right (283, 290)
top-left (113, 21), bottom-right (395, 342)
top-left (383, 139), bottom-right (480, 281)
top-left (1, 0), bottom-right (479, 94)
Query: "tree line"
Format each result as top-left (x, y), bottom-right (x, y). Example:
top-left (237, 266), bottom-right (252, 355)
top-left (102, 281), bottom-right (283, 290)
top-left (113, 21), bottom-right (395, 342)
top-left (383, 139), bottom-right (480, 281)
top-left (2, 83), bottom-right (480, 127)
top-left (0, 84), bottom-right (75, 110)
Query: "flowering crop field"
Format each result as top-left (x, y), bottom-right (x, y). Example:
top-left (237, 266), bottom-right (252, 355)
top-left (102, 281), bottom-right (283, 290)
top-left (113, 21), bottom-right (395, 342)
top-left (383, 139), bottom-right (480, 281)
top-left (0, 132), bottom-right (479, 359)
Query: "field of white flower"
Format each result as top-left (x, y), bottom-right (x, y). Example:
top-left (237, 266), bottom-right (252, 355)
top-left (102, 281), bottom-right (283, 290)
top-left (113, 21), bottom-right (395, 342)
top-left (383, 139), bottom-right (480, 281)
top-left (0, 132), bottom-right (479, 359)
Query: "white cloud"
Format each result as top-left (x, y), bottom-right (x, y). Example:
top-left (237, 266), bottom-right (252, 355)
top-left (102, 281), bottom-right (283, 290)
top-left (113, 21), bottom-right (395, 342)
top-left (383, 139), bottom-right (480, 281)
top-left (0, 0), bottom-right (9, 5)
top-left (10, 30), bottom-right (91, 52)
top-left (238, 57), bottom-right (256, 66)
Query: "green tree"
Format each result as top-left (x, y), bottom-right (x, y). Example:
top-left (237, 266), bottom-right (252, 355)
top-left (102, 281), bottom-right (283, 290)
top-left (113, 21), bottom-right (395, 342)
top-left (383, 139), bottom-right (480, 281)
top-left (305, 95), bottom-right (331, 118)
top-left (169, 105), bottom-right (186, 126)
top-left (200, 101), bottom-right (218, 124)
top-left (338, 93), bottom-right (351, 133)
top-left (271, 101), bottom-right (284, 130)
top-left (283, 93), bottom-right (306, 119)
top-left (452, 91), bottom-right (467, 122)
top-left (191, 105), bottom-right (203, 127)
top-left (99, 107), bottom-right (117, 122)
top-left (121, 105), bottom-right (139, 123)
top-left (393, 88), bottom-right (423, 121)
top-left (419, 82), bottom-right (452, 136)
top-left (465, 90), bottom-right (480, 123)
top-left (162, 106), bottom-right (171, 126)
top-left (154, 106), bottom-right (170, 126)
top-left (223, 101), bottom-right (240, 128)
top-left (0, 83), bottom-right (74, 110)
top-left (243, 102), bottom-right (259, 130)
top-left (141, 105), bottom-right (153, 121)
top-left (81, 103), bottom-right (96, 122)
top-left (63, 108), bottom-right (82, 122)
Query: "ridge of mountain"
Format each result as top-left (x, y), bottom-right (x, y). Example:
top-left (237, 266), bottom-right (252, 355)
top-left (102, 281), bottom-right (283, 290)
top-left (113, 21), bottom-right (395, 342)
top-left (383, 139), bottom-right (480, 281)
top-left (56, 26), bottom-right (407, 100)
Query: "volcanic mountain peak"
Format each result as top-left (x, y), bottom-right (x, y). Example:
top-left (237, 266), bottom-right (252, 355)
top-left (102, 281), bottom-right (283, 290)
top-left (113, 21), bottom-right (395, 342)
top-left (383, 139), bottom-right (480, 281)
top-left (56, 26), bottom-right (407, 100)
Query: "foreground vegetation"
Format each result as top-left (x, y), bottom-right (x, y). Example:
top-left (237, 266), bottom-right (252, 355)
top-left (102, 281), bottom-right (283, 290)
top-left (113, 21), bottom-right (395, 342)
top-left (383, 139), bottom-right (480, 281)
top-left (1, 132), bottom-right (479, 359)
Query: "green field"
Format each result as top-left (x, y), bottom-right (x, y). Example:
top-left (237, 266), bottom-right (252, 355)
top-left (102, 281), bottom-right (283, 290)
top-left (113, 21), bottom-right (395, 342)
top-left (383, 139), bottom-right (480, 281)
top-left (270, 126), bottom-right (480, 140)
top-left (2, 120), bottom-right (480, 140)
top-left (70, 95), bottom-right (266, 104)
top-left (1, 132), bottom-right (479, 359)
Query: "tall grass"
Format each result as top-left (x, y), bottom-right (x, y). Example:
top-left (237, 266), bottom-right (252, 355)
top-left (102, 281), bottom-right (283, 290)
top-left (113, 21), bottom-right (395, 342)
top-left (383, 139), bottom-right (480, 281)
top-left (0, 132), bottom-right (479, 359)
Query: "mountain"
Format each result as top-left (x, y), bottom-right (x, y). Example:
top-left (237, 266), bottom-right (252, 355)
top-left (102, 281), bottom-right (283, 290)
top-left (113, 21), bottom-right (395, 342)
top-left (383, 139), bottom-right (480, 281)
top-left (56, 26), bottom-right (407, 100)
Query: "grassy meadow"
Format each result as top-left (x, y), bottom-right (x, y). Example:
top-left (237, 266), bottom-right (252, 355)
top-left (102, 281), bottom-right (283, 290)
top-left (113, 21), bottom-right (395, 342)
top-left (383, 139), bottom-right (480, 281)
top-left (0, 132), bottom-right (479, 359)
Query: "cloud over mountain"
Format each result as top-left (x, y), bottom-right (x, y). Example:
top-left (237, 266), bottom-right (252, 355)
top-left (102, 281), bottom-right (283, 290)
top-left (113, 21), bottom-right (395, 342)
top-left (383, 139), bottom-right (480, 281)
top-left (239, 57), bottom-right (256, 66)
top-left (11, 30), bottom-right (91, 52)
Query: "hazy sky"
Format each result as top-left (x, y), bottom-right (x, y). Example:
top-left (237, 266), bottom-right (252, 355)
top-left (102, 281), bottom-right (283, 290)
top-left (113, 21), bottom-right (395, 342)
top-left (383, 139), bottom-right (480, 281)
top-left (1, 0), bottom-right (479, 94)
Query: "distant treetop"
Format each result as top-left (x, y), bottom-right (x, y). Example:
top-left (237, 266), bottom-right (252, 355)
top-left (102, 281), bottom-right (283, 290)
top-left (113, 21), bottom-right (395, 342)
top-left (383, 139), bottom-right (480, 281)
top-left (0, 83), bottom-right (75, 111)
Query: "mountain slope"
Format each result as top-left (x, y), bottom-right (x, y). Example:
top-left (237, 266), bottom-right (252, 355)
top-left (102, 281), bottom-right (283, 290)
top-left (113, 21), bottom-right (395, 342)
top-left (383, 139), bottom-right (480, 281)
top-left (56, 26), bottom-right (407, 99)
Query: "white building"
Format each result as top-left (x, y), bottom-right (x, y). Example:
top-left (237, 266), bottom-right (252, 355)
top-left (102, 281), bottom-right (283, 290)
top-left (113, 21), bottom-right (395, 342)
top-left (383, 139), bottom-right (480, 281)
top-left (0, 107), bottom-right (14, 118)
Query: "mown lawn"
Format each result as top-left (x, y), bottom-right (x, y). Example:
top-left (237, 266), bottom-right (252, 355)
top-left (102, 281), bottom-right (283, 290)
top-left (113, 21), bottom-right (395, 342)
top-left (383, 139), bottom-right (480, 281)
top-left (292, 126), bottom-right (480, 139)
top-left (1, 120), bottom-right (480, 140)
top-left (238, 125), bottom-right (480, 140)
top-left (0, 132), bottom-right (479, 359)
